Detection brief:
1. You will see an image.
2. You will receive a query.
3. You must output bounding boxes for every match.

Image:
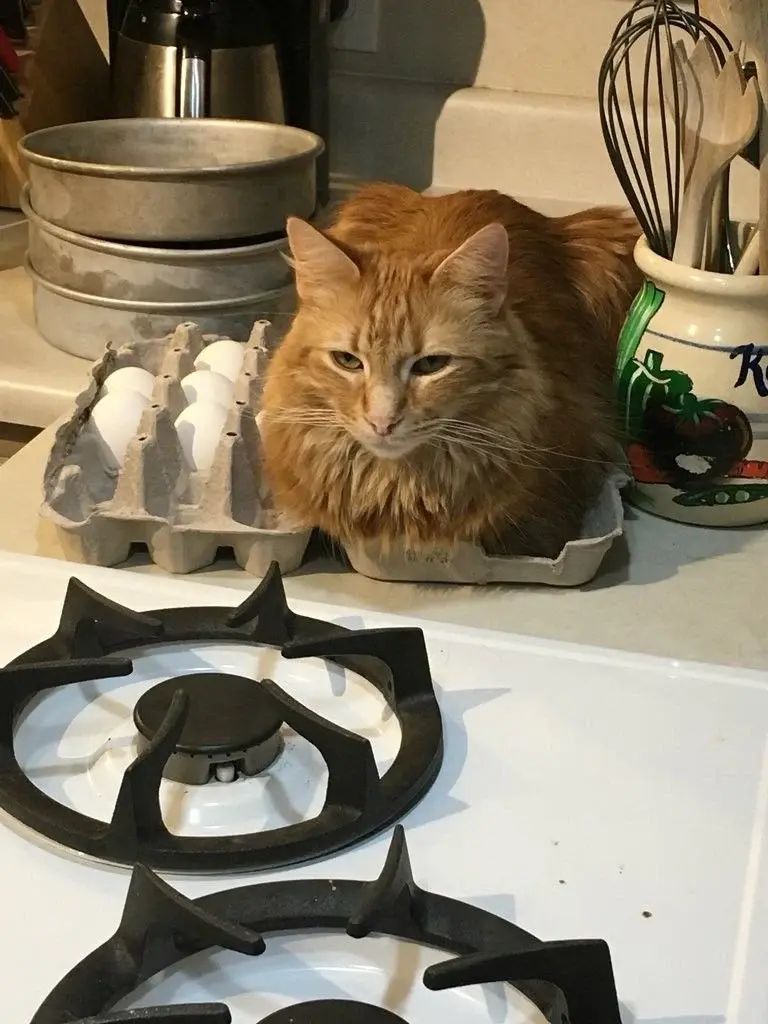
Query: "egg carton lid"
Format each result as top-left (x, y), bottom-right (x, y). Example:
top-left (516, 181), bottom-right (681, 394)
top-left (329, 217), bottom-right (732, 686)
top-left (343, 464), bottom-right (629, 586)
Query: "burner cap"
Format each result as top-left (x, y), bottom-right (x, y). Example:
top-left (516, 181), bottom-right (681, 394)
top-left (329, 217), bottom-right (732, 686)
top-left (134, 672), bottom-right (283, 785)
top-left (261, 1001), bottom-right (408, 1023)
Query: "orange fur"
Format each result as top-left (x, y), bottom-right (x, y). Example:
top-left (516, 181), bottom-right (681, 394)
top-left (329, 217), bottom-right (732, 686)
top-left (261, 184), bottom-right (641, 558)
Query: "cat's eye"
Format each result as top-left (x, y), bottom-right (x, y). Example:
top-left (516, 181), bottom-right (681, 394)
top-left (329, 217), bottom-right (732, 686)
top-left (331, 350), bottom-right (364, 372)
top-left (411, 354), bottom-right (452, 376)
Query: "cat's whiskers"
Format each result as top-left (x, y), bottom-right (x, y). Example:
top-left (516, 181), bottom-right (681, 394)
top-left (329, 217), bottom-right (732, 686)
top-left (433, 418), bottom-right (609, 466)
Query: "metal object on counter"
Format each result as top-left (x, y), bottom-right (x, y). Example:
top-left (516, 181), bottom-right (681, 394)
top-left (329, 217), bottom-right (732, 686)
top-left (598, 0), bottom-right (733, 262)
top-left (19, 117), bottom-right (324, 243)
top-left (26, 259), bottom-right (295, 360)
top-left (111, 0), bottom-right (286, 122)
top-left (22, 186), bottom-right (293, 303)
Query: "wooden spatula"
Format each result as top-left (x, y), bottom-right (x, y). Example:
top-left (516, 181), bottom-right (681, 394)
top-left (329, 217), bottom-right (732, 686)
top-left (723, 0), bottom-right (768, 273)
top-left (672, 39), bottom-right (760, 269)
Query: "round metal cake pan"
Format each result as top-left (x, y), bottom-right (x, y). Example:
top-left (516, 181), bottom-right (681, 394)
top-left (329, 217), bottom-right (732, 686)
top-left (26, 260), bottom-right (295, 361)
top-left (22, 187), bottom-right (292, 303)
top-left (20, 118), bottom-right (324, 243)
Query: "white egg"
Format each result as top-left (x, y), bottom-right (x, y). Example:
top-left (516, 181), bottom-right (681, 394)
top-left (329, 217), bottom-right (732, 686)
top-left (194, 339), bottom-right (245, 382)
top-left (101, 365), bottom-right (155, 401)
top-left (175, 401), bottom-right (229, 471)
top-left (180, 369), bottom-right (234, 408)
top-left (87, 391), bottom-right (151, 471)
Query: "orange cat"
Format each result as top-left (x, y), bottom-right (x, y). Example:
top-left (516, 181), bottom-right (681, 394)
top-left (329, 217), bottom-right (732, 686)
top-left (260, 184), bottom-right (641, 558)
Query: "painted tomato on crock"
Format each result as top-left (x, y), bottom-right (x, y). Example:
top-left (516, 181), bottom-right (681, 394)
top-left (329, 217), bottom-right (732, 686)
top-left (641, 399), bottom-right (753, 488)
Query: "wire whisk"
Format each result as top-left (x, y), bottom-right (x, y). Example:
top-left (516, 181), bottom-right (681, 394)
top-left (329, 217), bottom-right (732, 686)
top-left (598, 0), bottom-right (732, 261)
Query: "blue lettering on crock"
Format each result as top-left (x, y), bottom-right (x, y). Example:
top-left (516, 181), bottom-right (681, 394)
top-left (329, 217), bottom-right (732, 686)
top-left (731, 344), bottom-right (768, 397)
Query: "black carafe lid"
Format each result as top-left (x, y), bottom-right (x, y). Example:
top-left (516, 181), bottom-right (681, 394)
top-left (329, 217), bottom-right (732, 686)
top-left (120, 0), bottom-right (279, 48)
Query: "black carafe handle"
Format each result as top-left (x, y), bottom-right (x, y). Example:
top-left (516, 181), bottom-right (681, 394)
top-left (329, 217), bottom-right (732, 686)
top-left (175, 0), bottom-right (213, 117)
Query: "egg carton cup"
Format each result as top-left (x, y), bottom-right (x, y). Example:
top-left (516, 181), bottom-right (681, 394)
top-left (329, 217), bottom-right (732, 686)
top-left (40, 321), bottom-right (313, 576)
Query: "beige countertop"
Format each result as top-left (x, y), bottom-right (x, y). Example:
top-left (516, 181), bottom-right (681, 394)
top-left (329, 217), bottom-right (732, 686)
top-left (1, 421), bottom-right (767, 671)
top-left (0, 267), bottom-right (93, 428)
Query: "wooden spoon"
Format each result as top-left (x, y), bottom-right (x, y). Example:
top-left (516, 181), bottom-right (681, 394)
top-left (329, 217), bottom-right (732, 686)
top-left (723, 0), bottom-right (768, 273)
top-left (672, 40), bottom-right (760, 269)
top-left (734, 226), bottom-right (760, 275)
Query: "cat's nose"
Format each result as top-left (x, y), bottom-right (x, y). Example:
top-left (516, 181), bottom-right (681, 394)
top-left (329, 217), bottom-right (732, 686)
top-left (366, 415), bottom-right (402, 437)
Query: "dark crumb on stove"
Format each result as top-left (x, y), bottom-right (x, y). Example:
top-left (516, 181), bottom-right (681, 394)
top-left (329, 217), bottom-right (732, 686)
top-left (642, 910), bottom-right (653, 918)
top-left (558, 879), bottom-right (566, 885)
top-left (552, 840), bottom-right (560, 846)
top-left (618, 865), bottom-right (624, 874)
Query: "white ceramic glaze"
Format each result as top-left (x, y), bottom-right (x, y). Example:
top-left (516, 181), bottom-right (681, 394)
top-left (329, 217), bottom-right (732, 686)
top-left (616, 235), bottom-right (768, 526)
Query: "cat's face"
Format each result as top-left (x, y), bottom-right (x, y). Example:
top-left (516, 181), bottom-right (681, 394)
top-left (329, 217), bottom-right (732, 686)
top-left (280, 217), bottom-right (511, 460)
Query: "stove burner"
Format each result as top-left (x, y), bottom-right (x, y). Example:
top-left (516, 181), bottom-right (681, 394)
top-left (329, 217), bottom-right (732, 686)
top-left (261, 1001), bottom-right (407, 1023)
top-left (134, 672), bottom-right (284, 785)
top-left (32, 828), bottom-right (622, 1024)
top-left (0, 562), bottom-right (443, 872)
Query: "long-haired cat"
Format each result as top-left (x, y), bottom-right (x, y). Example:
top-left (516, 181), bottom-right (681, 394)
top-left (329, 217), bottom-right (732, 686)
top-left (260, 184), bottom-right (641, 558)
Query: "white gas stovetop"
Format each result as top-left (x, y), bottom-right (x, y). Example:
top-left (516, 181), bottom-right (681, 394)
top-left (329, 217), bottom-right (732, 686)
top-left (1, 552), bottom-right (767, 1024)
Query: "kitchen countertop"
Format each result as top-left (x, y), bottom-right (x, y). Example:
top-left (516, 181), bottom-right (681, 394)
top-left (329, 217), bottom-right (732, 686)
top-left (0, 266), bottom-right (93, 427)
top-left (0, 421), bottom-right (766, 671)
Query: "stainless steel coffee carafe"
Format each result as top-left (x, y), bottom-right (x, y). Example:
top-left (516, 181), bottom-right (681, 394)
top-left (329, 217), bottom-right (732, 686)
top-left (111, 0), bottom-right (285, 122)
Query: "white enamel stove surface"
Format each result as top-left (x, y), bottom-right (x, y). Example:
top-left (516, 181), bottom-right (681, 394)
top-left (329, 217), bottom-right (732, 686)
top-left (0, 554), bottom-right (767, 1024)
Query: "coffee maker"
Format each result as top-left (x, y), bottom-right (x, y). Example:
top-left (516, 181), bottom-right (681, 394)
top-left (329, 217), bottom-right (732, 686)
top-left (107, 0), bottom-right (346, 204)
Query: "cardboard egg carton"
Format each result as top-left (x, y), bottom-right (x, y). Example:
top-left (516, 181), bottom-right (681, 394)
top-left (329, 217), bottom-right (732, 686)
top-left (343, 465), bottom-right (628, 587)
top-left (40, 321), bottom-right (312, 575)
top-left (41, 319), bottom-right (628, 586)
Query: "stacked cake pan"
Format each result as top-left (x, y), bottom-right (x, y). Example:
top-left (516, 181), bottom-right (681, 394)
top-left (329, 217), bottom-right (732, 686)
top-left (19, 117), bottom-right (324, 360)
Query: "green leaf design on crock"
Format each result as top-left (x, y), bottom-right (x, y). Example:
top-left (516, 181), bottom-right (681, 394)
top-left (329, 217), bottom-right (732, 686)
top-left (618, 348), bottom-right (694, 438)
top-left (615, 279), bottom-right (666, 382)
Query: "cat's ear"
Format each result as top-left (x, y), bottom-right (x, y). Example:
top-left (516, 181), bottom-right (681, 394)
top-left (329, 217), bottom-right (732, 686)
top-left (286, 217), bottom-right (360, 302)
top-left (431, 223), bottom-right (509, 313)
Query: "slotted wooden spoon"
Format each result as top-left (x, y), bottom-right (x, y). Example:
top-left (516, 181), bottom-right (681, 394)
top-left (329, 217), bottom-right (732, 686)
top-left (672, 39), bottom-right (759, 269)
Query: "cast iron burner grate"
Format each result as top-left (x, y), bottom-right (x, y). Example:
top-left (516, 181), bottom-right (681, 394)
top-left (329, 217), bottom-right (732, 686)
top-left (0, 564), bottom-right (443, 872)
top-left (31, 827), bottom-right (623, 1024)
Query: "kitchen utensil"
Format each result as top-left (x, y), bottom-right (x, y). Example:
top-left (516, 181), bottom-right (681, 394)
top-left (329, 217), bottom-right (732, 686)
top-left (26, 259), bottom-right (294, 360)
top-left (672, 42), bottom-right (759, 268)
top-left (598, 1), bottom-right (732, 260)
top-left (734, 225), bottom-right (760, 274)
top-left (21, 186), bottom-right (293, 303)
top-left (111, 0), bottom-right (285, 122)
top-left (719, 0), bottom-right (768, 273)
top-left (19, 118), bottom-right (324, 243)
